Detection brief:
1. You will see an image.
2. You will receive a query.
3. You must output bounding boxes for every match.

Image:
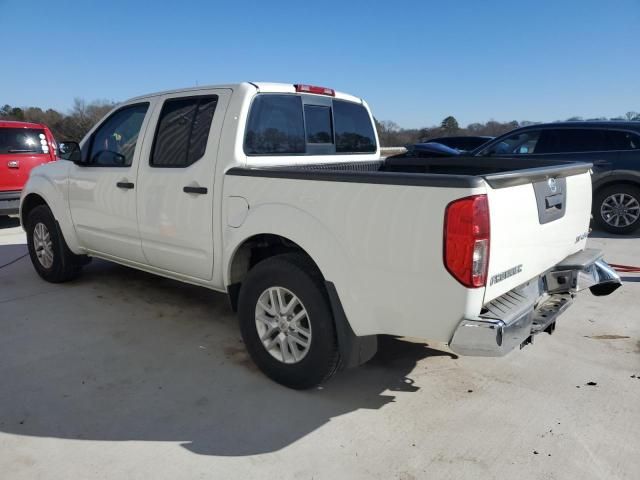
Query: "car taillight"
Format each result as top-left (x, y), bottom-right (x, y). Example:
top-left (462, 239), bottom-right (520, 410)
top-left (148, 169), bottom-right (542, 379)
top-left (444, 194), bottom-right (490, 288)
top-left (294, 84), bottom-right (335, 96)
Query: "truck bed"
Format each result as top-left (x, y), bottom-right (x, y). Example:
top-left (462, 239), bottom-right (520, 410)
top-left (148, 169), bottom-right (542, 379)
top-left (230, 156), bottom-right (591, 190)
top-left (226, 154), bottom-right (594, 342)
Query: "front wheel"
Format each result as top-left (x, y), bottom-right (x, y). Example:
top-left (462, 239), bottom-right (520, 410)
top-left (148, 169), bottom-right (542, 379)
top-left (26, 205), bottom-right (84, 282)
top-left (238, 253), bottom-right (340, 389)
top-left (594, 185), bottom-right (640, 234)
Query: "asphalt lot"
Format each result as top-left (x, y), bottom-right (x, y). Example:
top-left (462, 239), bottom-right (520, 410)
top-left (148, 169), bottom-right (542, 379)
top-left (1, 215), bottom-right (639, 480)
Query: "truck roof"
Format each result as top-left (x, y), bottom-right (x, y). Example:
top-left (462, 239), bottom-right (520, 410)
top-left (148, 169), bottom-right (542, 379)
top-left (515, 121), bottom-right (640, 132)
top-left (127, 82), bottom-right (363, 104)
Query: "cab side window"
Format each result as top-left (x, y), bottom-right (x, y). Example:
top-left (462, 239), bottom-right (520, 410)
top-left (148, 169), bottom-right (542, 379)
top-left (88, 103), bottom-right (149, 166)
top-left (151, 95), bottom-right (218, 167)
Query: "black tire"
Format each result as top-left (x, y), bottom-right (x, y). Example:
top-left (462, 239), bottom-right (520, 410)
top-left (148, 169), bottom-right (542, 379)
top-left (238, 253), bottom-right (340, 389)
top-left (593, 184), bottom-right (640, 234)
top-left (26, 205), bottom-right (85, 282)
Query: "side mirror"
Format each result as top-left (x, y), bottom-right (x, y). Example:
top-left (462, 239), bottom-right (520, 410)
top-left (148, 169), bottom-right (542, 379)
top-left (58, 141), bottom-right (83, 163)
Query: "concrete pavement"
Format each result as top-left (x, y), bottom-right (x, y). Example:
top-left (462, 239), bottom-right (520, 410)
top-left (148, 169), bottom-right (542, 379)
top-left (1, 216), bottom-right (638, 479)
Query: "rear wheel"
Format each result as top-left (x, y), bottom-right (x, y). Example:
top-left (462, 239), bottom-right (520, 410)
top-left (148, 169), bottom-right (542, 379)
top-left (238, 253), bottom-right (340, 389)
top-left (594, 185), bottom-right (640, 234)
top-left (26, 205), bottom-right (85, 282)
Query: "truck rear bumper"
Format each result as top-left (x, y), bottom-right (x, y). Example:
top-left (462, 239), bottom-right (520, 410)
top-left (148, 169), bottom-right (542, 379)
top-left (449, 250), bottom-right (621, 357)
top-left (0, 191), bottom-right (21, 215)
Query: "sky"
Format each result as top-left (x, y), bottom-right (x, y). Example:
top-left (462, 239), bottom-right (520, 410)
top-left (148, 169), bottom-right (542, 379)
top-left (1, 0), bottom-right (639, 128)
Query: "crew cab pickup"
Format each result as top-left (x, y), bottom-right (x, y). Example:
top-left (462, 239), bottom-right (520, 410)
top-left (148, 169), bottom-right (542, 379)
top-left (20, 82), bottom-right (621, 389)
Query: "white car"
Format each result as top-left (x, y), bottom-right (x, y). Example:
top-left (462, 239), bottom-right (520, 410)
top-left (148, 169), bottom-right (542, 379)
top-left (20, 82), bottom-right (620, 389)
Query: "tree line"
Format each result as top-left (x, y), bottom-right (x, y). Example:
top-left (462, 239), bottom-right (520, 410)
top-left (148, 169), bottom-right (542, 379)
top-left (375, 111), bottom-right (640, 147)
top-left (1, 99), bottom-right (638, 147)
top-left (1, 99), bottom-right (116, 142)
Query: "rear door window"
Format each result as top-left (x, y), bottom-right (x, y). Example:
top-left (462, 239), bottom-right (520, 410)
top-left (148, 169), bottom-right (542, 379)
top-left (0, 128), bottom-right (49, 155)
top-left (151, 95), bottom-right (218, 167)
top-left (536, 129), bottom-right (607, 153)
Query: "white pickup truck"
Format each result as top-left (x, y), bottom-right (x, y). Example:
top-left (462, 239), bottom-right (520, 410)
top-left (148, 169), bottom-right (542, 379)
top-left (20, 82), bottom-right (621, 389)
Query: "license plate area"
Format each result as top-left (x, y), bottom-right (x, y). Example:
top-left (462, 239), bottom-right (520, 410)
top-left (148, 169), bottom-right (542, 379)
top-left (530, 293), bottom-right (573, 334)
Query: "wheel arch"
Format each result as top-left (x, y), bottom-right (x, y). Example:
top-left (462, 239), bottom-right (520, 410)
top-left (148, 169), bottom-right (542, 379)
top-left (20, 192), bottom-right (48, 226)
top-left (593, 175), bottom-right (640, 201)
top-left (226, 233), bottom-right (324, 311)
top-left (20, 174), bottom-right (83, 253)
top-left (223, 202), bottom-right (351, 293)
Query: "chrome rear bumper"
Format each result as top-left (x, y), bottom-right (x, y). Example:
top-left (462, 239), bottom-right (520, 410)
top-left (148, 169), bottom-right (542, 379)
top-left (449, 249), bottom-right (621, 357)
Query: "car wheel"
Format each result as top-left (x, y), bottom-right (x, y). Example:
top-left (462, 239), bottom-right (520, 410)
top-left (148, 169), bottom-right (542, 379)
top-left (238, 253), bottom-right (340, 389)
top-left (594, 185), bottom-right (640, 234)
top-left (26, 205), bottom-right (85, 282)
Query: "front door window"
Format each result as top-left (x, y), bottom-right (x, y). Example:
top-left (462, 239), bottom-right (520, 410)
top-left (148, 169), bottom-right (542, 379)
top-left (88, 104), bottom-right (149, 166)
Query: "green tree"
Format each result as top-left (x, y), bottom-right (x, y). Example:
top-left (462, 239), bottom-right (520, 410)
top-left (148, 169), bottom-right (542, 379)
top-left (9, 107), bottom-right (24, 120)
top-left (440, 116), bottom-right (459, 134)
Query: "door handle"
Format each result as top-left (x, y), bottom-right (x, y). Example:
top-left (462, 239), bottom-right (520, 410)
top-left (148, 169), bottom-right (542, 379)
top-left (183, 186), bottom-right (208, 194)
top-left (592, 160), bottom-right (611, 166)
top-left (116, 181), bottom-right (135, 189)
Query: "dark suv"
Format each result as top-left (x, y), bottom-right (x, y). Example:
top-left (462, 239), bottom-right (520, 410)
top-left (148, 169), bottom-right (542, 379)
top-left (425, 135), bottom-right (493, 152)
top-left (472, 122), bottom-right (640, 234)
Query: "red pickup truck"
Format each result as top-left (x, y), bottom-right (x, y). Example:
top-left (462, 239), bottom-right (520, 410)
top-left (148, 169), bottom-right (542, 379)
top-left (0, 121), bottom-right (57, 216)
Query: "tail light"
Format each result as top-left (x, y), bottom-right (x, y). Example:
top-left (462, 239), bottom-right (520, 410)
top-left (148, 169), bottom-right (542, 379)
top-left (444, 195), bottom-right (490, 288)
top-left (294, 84), bottom-right (335, 96)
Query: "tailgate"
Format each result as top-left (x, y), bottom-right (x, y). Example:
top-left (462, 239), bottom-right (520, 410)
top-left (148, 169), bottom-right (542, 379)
top-left (483, 163), bottom-right (593, 303)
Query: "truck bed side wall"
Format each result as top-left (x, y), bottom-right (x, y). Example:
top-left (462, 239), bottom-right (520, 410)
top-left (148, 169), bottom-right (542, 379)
top-left (223, 174), bottom-right (485, 342)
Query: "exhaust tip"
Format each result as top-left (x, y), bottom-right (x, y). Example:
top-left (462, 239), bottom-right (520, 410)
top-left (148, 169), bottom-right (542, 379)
top-left (589, 282), bottom-right (622, 297)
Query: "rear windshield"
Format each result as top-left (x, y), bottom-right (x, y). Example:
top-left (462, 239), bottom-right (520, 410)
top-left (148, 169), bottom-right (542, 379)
top-left (244, 95), bottom-right (305, 154)
top-left (244, 94), bottom-right (377, 155)
top-left (0, 128), bottom-right (49, 154)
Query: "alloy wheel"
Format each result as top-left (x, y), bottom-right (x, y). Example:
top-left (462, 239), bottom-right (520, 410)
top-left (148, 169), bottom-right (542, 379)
top-left (33, 222), bottom-right (54, 269)
top-left (255, 286), bottom-right (312, 364)
top-left (601, 193), bottom-right (640, 228)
